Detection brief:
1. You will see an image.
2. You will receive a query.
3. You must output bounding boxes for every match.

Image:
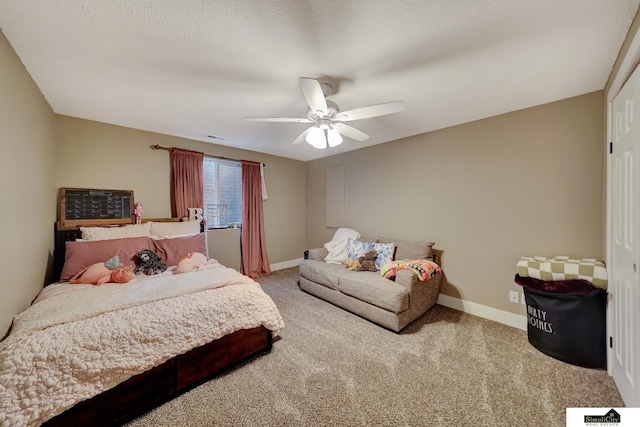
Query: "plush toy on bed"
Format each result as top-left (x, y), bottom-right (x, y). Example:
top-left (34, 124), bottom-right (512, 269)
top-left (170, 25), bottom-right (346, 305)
top-left (70, 256), bottom-right (135, 285)
top-left (358, 250), bottom-right (378, 272)
top-left (134, 249), bottom-right (168, 275)
top-left (174, 252), bottom-right (218, 274)
top-left (110, 265), bottom-right (136, 283)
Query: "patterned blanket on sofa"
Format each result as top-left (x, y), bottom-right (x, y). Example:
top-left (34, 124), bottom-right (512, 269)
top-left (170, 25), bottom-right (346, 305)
top-left (381, 259), bottom-right (441, 282)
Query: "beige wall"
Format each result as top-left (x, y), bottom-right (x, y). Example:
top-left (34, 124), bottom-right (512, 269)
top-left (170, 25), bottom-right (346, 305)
top-left (0, 31), bottom-right (56, 336)
top-left (207, 228), bottom-right (241, 270)
top-left (306, 91), bottom-right (604, 315)
top-left (55, 116), bottom-right (307, 266)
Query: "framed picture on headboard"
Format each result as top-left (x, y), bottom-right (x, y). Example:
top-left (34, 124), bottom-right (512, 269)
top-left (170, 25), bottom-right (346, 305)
top-left (58, 188), bottom-right (135, 229)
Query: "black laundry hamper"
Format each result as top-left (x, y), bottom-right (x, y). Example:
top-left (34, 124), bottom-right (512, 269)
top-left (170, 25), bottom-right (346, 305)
top-left (523, 286), bottom-right (606, 369)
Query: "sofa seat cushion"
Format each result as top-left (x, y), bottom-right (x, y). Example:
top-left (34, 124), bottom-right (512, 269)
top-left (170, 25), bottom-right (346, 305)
top-left (337, 272), bottom-right (409, 313)
top-left (299, 259), bottom-right (350, 290)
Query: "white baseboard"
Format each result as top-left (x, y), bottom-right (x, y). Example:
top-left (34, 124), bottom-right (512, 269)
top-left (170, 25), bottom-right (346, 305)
top-left (437, 294), bottom-right (528, 331)
top-left (271, 258), bottom-right (303, 271)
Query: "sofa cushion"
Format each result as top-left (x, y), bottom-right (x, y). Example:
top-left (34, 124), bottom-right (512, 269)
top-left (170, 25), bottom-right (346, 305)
top-left (378, 236), bottom-right (435, 260)
top-left (299, 259), bottom-right (350, 290)
top-left (337, 272), bottom-right (409, 313)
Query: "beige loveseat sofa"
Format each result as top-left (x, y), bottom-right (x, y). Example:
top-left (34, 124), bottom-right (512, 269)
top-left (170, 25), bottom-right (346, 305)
top-left (298, 238), bottom-right (442, 332)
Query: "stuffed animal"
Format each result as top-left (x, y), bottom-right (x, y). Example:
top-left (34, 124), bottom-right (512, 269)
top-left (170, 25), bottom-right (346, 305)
top-left (134, 249), bottom-right (168, 275)
top-left (70, 262), bottom-right (112, 285)
top-left (174, 252), bottom-right (218, 274)
top-left (358, 250), bottom-right (378, 272)
top-left (70, 256), bottom-right (135, 285)
top-left (344, 258), bottom-right (361, 271)
top-left (110, 265), bottom-right (136, 283)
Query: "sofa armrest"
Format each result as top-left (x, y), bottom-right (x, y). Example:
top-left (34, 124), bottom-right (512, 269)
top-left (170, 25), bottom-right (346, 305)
top-left (307, 247), bottom-right (328, 261)
top-left (395, 270), bottom-right (419, 290)
top-left (395, 269), bottom-right (442, 303)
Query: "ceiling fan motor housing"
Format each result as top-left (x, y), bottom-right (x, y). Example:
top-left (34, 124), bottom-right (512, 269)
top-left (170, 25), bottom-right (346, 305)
top-left (307, 100), bottom-right (340, 121)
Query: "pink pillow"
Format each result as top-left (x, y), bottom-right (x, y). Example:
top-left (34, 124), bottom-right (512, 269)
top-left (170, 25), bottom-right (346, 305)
top-left (151, 234), bottom-right (207, 267)
top-left (60, 237), bottom-right (152, 282)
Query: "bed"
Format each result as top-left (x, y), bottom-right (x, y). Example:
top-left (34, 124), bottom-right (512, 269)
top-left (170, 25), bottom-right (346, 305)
top-left (0, 220), bottom-right (284, 427)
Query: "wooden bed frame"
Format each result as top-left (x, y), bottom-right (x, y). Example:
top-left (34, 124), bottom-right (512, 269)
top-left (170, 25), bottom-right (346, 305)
top-left (43, 222), bottom-right (274, 427)
top-left (44, 327), bottom-right (272, 427)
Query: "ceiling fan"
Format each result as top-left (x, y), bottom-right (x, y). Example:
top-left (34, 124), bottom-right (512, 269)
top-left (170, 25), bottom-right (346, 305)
top-left (244, 77), bottom-right (405, 149)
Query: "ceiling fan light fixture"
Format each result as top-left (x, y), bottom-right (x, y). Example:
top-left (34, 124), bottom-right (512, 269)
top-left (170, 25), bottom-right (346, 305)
top-left (244, 77), bottom-right (403, 149)
top-left (306, 126), bottom-right (327, 149)
top-left (327, 128), bottom-right (343, 147)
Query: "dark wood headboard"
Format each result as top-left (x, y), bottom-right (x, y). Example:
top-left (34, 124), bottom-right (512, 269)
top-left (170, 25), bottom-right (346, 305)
top-left (53, 226), bottom-right (84, 283)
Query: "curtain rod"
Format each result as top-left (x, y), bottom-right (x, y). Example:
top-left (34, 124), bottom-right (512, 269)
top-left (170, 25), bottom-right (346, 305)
top-left (150, 144), bottom-right (265, 167)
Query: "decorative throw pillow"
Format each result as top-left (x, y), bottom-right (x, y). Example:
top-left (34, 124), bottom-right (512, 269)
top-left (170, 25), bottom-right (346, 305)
top-left (374, 242), bottom-right (396, 270)
top-left (346, 238), bottom-right (375, 261)
top-left (151, 233), bottom-right (207, 267)
top-left (149, 220), bottom-right (201, 239)
top-left (378, 236), bottom-right (435, 260)
top-left (80, 223), bottom-right (151, 241)
top-left (60, 236), bottom-right (152, 282)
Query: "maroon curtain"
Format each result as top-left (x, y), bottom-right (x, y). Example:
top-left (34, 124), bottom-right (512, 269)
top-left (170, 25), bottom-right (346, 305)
top-left (241, 160), bottom-right (271, 278)
top-left (171, 148), bottom-right (204, 219)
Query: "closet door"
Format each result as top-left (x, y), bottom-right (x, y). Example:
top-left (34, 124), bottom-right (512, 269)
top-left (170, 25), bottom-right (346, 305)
top-left (611, 64), bottom-right (640, 407)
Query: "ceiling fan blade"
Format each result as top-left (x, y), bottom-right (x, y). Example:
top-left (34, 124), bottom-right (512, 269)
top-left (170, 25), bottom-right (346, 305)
top-left (299, 77), bottom-right (328, 115)
top-left (244, 117), bottom-right (312, 123)
top-left (332, 123), bottom-right (369, 141)
top-left (292, 128), bottom-right (312, 145)
top-left (335, 101), bottom-right (405, 122)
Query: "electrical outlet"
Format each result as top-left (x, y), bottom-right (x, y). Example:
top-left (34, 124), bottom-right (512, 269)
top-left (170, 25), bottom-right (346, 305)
top-left (509, 290), bottom-right (519, 303)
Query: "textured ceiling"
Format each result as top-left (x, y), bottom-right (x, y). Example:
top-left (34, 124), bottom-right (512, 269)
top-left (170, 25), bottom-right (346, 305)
top-left (1, 1), bottom-right (639, 161)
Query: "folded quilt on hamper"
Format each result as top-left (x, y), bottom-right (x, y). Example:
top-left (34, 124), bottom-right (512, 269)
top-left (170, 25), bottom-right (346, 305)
top-left (516, 256), bottom-right (607, 289)
top-left (381, 259), bottom-right (441, 281)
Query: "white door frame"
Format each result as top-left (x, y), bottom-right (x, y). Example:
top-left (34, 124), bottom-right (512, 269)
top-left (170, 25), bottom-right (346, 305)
top-left (606, 25), bottom-right (640, 375)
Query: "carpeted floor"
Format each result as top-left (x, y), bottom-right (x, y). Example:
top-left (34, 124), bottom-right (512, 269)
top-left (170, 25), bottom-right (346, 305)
top-left (125, 267), bottom-right (622, 427)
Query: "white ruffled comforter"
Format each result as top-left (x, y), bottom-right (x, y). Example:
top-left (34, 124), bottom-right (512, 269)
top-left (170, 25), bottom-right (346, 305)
top-left (0, 266), bottom-right (284, 427)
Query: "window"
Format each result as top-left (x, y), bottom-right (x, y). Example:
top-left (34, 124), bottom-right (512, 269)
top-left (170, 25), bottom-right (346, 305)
top-left (203, 157), bottom-right (242, 229)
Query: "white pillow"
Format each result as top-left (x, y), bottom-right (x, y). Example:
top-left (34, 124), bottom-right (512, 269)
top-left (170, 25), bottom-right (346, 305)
top-left (80, 223), bottom-right (152, 241)
top-left (149, 220), bottom-right (201, 239)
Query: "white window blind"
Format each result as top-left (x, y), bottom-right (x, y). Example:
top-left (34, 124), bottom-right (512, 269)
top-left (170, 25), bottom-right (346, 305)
top-left (203, 157), bottom-right (242, 228)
